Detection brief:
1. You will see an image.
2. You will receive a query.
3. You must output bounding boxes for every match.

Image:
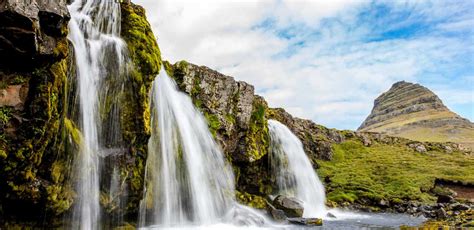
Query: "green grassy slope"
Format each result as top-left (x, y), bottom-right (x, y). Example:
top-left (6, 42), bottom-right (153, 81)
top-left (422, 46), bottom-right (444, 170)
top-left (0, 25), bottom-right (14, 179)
top-left (317, 139), bottom-right (474, 207)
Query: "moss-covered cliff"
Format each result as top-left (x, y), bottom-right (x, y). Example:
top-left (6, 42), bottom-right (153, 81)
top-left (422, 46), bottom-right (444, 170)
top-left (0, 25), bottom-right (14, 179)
top-left (0, 1), bottom-right (161, 226)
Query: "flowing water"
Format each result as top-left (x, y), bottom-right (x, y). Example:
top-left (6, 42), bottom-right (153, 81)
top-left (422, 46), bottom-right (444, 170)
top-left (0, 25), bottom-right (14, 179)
top-left (139, 68), bottom-right (266, 227)
top-left (68, 0), bottom-right (128, 228)
top-left (268, 120), bottom-right (327, 218)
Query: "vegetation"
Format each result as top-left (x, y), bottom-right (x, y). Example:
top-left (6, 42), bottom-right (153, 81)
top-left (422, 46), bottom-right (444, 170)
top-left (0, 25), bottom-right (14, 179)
top-left (317, 139), bottom-right (474, 206)
top-left (244, 97), bottom-right (270, 162)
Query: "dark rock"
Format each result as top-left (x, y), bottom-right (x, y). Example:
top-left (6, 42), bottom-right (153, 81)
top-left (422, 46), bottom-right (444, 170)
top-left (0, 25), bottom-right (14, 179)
top-left (0, 0), bottom-right (70, 69)
top-left (437, 194), bottom-right (455, 203)
top-left (452, 204), bottom-right (470, 211)
top-left (272, 195), bottom-right (304, 218)
top-left (327, 212), bottom-right (336, 218)
top-left (436, 207), bottom-right (448, 219)
top-left (287, 218), bottom-right (322, 226)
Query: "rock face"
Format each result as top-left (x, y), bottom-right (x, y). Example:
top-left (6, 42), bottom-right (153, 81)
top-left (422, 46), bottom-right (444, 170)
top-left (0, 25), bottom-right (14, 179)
top-left (166, 61), bottom-right (269, 163)
top-left (359, 81), bottom-right (474, 149)
top-left (0, 0), bottom-right (70, 69)
top-left (0, 1), bottom-right (161, 226)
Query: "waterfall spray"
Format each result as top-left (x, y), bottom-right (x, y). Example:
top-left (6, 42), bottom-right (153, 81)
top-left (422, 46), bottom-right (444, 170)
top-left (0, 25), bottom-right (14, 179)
top-left (139, 68), bottom-right (236, 226)
top-left (268, 120), bottom-right (327, 218)
top-left (68, 0), bottom-right (128, 228)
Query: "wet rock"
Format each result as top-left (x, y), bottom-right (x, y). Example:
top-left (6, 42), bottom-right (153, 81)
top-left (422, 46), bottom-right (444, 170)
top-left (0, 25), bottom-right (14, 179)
top-left (287, 218), bottom-right (322, 226)
top-left (272, 195), bottom-right (304, 218)
top-left (452, 204), bottom-right (470, 211)
top-left (270, 209), bottom-right (287, 223)
top-left (437, 194), bottom-right (455, 204)
top-left (327, 212), bottom-right (336, 218)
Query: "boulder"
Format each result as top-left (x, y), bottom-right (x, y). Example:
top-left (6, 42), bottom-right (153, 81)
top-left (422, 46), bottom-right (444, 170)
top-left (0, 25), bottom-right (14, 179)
top-left (452, 203), bottom-right (470, 211)
top-left (437, 194), bottom-right (455, 204)
top-left (272, 195), bottom-right (304, 218)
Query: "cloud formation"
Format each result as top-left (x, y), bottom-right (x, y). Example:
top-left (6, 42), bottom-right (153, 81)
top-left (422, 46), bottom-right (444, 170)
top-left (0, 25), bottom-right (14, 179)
top-left (135, 0), bottom-right (474, 130)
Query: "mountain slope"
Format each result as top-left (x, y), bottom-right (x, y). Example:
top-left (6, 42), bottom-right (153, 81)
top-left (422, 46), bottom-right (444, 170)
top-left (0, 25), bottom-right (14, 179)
top-left (359, 81), bottom-right (474, 149)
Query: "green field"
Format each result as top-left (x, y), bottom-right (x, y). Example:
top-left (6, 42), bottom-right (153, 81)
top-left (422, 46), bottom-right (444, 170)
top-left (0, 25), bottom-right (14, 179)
top-left (317, 140), bottom-right (474, 207)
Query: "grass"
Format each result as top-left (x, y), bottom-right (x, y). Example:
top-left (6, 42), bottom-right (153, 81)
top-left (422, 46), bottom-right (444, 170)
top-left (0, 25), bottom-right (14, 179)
top-left (317, 140), bottom-right (474, 205)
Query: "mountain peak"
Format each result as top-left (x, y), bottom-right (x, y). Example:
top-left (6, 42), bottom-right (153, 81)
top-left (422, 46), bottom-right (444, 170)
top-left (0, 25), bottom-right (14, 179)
top-left (359, 81), bottom-right (473, 149)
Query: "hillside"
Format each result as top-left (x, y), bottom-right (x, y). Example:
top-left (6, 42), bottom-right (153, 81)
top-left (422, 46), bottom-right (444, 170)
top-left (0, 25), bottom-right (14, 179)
top-left (359, 81), bottom-right (474, 149)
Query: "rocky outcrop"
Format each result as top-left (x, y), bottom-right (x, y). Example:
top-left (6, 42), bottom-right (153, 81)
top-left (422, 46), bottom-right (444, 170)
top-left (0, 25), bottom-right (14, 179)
top-left (0, 0), bottom-right (70, 69)
top-left (0, 1), bottom-right (161, 226)
top-left (166, 61), bottom-right (269, 163)
top-left (0, 0), bottom-right (73, 224)
top-left (268, 107), bottom-right (345, 161)
top-left (359, 81), bottom-right (474, 149)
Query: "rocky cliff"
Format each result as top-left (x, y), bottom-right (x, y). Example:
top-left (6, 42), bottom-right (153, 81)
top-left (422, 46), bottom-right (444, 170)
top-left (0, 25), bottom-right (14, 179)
top-left (0, 1), bottom-right (161, 225)
top-left (359, 81), bottom-right (474, 149)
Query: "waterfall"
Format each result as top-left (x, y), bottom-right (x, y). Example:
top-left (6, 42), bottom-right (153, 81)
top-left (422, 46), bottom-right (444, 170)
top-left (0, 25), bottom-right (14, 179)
top-left (268, 120), bottom-right (327, 218)
top-left (67, 0), bottom-right (129, 229)
top-left (139, 68), bottom-right (236, 227)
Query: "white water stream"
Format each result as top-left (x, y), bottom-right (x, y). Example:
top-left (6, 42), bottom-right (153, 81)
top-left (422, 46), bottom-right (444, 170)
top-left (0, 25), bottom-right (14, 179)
top-left (68, 0), bottom-right (128, 229)
top-left (139, 68), bottom-right (267, 227)
top-left (268, 120), bottom-right (327, 218)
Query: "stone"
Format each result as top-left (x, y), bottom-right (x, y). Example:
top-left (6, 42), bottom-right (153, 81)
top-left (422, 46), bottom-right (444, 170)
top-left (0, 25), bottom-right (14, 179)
top-left (378, 199), bottom-right (389, 207)
top-left (437, 194), bottom-right (455, 204)
top-left (415, 144), bottom-right (427, 153)
top-left (436, 207), bottom-right (448, 219)
top-left (452, 204), bottom-right (470, 211)
top-left (287, 218), bottom-right (323, 226)
top-left (0, 84), bottom-right (28, 109)
top-left (272, 195), bottom-right (304, 218)
top-left (0, 0), bottom-right (70, 68)
top-left (327, 212), bottom-right (336, 218)
top-left (270, 209), bottom-right (287, 223)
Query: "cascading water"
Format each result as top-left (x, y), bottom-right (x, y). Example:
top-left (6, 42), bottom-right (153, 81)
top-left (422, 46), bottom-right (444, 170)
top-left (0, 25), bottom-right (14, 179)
top-left (139, 68), bottom-right (237, 227)
top-left (68, 0), bottom-right (128, 228)
top-left (268, 120), bottom-right (327, 218)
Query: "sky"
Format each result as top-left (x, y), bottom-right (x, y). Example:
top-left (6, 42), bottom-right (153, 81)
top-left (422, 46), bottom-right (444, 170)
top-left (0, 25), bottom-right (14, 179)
top-left (134, 0), bottom-right (474, 130)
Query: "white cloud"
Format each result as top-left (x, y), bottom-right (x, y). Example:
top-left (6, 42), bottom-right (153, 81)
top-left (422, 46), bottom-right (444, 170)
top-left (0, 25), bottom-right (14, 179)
top-left (134, 0), bottom-right (474, 129)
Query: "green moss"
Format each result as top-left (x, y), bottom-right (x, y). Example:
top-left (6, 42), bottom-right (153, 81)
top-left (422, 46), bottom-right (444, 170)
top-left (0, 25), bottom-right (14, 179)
top-left (0, 107), bottom-right (12, 126)
top-left (204, 113), bottom-right (220, 138)
top-left (244, 98), bottom-right (270, 162)
top-left (63, 118), bottom-right (82, 146)
top-left (317, 140), bottom-right (474, 207)
top-left (236, 191), bottom-right (267, 209)
top-left (121, 2), bottom-right (161, 79)
top-left (0, 149), bottom-right (6, 159)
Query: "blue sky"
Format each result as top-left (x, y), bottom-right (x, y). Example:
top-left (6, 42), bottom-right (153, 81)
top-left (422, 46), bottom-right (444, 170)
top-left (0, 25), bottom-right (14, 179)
top-left (137, 0), bottom-right (473, 130)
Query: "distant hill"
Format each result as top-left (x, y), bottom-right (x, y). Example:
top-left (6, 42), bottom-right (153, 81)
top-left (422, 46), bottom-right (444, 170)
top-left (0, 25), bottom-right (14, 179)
top-left (358, 81), bottom-right (474, 150)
